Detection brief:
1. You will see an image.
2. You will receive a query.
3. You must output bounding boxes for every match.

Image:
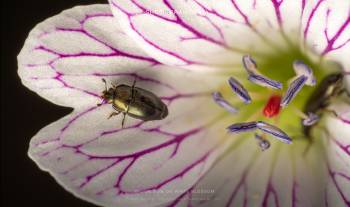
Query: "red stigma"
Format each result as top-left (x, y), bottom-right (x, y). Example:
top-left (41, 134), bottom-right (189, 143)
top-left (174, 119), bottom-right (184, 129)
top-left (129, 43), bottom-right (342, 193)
top-left (263, 95), bottom-right (282, 118)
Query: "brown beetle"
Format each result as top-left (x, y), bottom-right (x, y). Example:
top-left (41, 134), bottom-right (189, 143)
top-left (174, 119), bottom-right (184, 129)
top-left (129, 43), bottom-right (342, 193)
top-left (99, 78), bottom-right (168, 128)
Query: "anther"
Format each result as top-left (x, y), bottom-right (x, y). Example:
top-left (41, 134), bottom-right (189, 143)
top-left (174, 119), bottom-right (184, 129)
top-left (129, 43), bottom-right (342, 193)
top-left (255, 134), bottom-right (271, 151)
top-left (302, 112), bottom-right (320, 126)
top-left (242, 55), bottom-right (283, 90)
top-left (227, 121), bottom-right (257, 133)
top-left (248, 73), bottom-right (283, 90)
top-left (256, 121), bottom-right (292, 144)
top-left (228, 77), bottom-right (252, 103)
top-left (212, 92), bottom-right (239, 113)
top-left (293, 60), bottom-right (316, 86)
top-left (281, 75), bottom-right (307, 108)
top-left (242, 55), bottom-right (258, 74)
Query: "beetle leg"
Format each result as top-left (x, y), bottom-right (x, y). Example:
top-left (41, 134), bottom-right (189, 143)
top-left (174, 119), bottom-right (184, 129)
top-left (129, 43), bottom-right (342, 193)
top-left (112, 104), bottom-right (119, 111)
top-left (108, 111), bottom-right (120, 119)
top-left (121, 104), bottom-right (130, 128)
top-left (323, 108), bottom-right (339, 117)
top-left (339, 88), bottom-right (350, 98)
top-left (111, 82), bottom-right (118, 88)
top-left (131, 77), bottom-right (137, 100)
top-left (121, 113), bottom-right (127, 128)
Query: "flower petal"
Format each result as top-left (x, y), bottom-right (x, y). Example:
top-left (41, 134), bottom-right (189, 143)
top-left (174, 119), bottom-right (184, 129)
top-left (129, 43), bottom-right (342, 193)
top-left (302, 0), bottom-right (350, 68)
top-left (109, 0), bottom-right (306, 67)
top-left (18, 4), bottom-right (157, 108)
top-left (28, 58), bottom-right (234, 206)
top-left (165, 138), bottom-right (328, 207)
top-left (325, 100), bottom-right (350, 206)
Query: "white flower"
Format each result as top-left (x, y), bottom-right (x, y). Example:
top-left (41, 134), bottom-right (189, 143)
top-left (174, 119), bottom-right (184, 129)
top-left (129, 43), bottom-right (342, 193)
top-left (18, 1), bottom-right (350, 207)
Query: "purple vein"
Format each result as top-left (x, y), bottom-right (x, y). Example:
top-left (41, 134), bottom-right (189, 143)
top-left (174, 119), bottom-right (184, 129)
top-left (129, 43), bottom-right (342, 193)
top-left (303, 0), bottom-right (326, 43)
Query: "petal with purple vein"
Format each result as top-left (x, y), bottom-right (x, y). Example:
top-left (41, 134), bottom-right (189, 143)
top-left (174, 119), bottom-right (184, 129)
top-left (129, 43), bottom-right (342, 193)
top-left (325, 101), bottom-right (350, 207)
top-left (109, 0), bottom-right (297, 67)
top-left (28, 67), bottom-right (230, 206)
top-left (18, 4), bottom-right (158, 108)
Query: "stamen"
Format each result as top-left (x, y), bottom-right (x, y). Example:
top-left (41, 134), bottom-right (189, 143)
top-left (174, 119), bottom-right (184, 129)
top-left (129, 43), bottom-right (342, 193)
top-left (227, 121), bottom-right (257, 133)
top-left (256, 121), bottom-right (292, 144)
top-left (212, 92), bottom-right (239, 113)
top-left (281, 75), bottom-right (307, 108)
top-left (228, 77), bottom-right (252, 103)
top-left (242, 55), bottom-right (282, 90)
top-left (291, 106), bottom-right (308, 119)
top-left (242, 55), bottom-right (258, 74)
top-left (302, 112), bottom-right (320, 126)
top-left (293, 60), bottom-right (316, 86)
top-left (248, 73), bottom-right (283, 90)
top-left (255, 134), bottom-right (271, 151)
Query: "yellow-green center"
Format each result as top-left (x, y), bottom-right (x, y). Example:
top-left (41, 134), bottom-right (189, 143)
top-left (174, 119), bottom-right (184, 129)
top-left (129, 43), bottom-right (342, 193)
top-left (221, 46), bottom-right (341, 141)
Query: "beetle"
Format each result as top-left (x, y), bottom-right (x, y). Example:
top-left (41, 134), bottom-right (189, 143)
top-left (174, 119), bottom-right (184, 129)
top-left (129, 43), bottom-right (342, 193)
top-left (303, 73), bottom-right (347, 137)
top-left (98, 78), bottom-right (168, 128)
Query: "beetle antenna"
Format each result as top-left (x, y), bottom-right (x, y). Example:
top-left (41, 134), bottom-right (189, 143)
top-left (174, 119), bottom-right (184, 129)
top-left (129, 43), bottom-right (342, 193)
top-left (131, 77), bottom-right (137, 100)
top-left (132, 77), bottom-right (137, 88)
top-left (121, 112), bottom-right (127, 128)
top-left (323, 108), bottom-right (339, 117)
top-left (102, 78), bottom-right (108, 91)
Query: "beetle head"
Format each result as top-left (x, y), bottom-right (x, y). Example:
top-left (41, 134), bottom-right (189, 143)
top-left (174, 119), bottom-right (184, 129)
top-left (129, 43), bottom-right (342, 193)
top-left (328, 73), bottom-right (343, 84)
top-left (325, 73), bottom-right (344, 97)
top-left (101, 88), bottom-right (115, 103)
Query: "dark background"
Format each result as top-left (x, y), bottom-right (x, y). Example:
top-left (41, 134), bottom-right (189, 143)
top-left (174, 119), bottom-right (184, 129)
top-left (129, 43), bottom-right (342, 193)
top-left (1, 1), bottom-right (106, 206)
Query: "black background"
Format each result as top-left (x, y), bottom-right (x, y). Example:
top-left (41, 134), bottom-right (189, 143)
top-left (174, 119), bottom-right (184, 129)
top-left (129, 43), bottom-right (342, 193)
top-left (1, 1), bottom-right (106, 206)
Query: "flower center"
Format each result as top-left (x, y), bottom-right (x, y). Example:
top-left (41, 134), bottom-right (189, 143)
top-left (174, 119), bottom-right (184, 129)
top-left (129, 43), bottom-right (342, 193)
top-left (214, 46), bottom-right (342, 150)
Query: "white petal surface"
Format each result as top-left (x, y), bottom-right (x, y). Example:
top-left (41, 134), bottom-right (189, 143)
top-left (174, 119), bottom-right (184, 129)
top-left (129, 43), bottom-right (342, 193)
top-left (20, 4), bottom-right (236, 207)
top-left (109, 0), bottom-right (306, 67)
top-left (163, 137), bottom-right (328, 207)
top-left (18, 4), bottom-right (157, 108)
top-left (20, 2), bottom-right (350, 207)
top-left (163, 100), bottom-right (350, 207)
top-left (110, 0), bottom-right (350, 72)
top-left (28, 63), bottom-right (233, 207)
top-left (301, 0), bottom-right (350, 67)
top-left (325, 100), bottom-right (350, 207)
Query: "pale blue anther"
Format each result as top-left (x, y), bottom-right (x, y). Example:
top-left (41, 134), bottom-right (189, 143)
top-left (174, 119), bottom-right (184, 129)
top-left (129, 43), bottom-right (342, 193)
top-left (248, 73), bottom-right (283, 90)
top-left (242, 55), bottom-right (258, 74)
top-left (302, 112), bottom-right (320, 126)
top-left (255, 134), bottom-right (271, 151)
top-left (242, 55), bottom-right (283, 89)
top-left (228, 77), bottom-right (252, 103)
top-left (281, 75), bottom-right (308, 108)
top-left (227, 121), bottom-right (257, 133)
top-left (256, 121), bottom-right (292, 144)
top-left (212, 92), bottom-right (239, 114)
top-left (293, 60), bottom-right (316, 86)
top-left (242, 55), bottom-right (283, 90)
